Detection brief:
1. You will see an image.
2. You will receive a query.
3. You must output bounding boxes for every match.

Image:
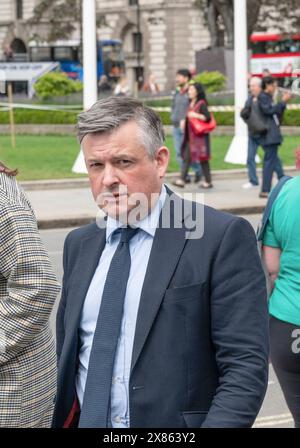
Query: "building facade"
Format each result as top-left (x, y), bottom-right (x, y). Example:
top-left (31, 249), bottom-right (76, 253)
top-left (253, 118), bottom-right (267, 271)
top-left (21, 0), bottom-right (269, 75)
top-left (0, 1), bottom-right (295, 93)
top-left (0, 0), bottom-right (210, 92)
top-left (94, 0), bottom-right (210, 91)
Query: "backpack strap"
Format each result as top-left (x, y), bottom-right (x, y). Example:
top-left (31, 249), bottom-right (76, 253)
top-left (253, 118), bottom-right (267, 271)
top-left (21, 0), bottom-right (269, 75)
top-left (257, 175), bottom-right (292, 241)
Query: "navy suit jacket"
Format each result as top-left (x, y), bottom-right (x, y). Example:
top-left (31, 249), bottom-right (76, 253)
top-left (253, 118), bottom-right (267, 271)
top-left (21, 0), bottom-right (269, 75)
top-left (257, 91), bottom-right (286, 146)
top-left (53, 189), bottom-right (269, 428)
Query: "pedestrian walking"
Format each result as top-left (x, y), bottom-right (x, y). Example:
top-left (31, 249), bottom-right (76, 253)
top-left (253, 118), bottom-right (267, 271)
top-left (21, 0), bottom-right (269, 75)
top-left (142, 73), bottom-right (160, 96)
top-left (257, 76), bottom-right (291, 198)
top-left (241, 77), bottom-right (284, 189)
top-left (173, 82), bottom-right (213, 188)
top-left (171, 69), bottom-right (201, 182)
top-left (114, 76), bottom-right (131, 97)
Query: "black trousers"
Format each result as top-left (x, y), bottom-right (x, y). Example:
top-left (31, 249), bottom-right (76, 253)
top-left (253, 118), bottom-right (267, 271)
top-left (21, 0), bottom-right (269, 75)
top-left (269, 315), bottom-right (300, 428)
top-left (262, 144), bottom-right (284, 193)
top-left (181, 143), bottom-right (211, 183)
top-left (200, 161), bottom-right (212, 184)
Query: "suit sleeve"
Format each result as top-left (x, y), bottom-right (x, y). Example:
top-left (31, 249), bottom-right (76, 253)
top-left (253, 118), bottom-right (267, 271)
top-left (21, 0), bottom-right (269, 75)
top-left (56, 232), bottom-right (71, 363)
top-left (0, 204), bottom-right (60, 366)
top-left (201, 217), bottom-right (269, 428)
top-left (258, 93), bottom-right (286, 117)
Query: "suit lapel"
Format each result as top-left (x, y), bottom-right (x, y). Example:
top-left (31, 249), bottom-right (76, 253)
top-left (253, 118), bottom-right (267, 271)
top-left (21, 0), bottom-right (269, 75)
top-left (65, 193), bottom-right (191, 376)
top-left (130, 191), bottom-right (190, 375)
top-left (67, 222), bottom-right (107, 332)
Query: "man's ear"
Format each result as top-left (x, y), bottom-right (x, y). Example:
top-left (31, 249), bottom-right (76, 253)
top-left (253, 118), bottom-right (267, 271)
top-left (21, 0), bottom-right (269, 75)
top-left (155, 146), bottom-right (170, 178)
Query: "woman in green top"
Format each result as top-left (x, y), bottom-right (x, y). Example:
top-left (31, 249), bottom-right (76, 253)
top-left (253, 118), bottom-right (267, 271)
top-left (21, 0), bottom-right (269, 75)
top-left (263, 175), bottom-right (300, 428)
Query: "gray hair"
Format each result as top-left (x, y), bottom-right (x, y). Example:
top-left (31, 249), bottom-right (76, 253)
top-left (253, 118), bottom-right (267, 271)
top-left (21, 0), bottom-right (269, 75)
top-left (250, 76), bottom-right (262, 87)
top-left (77, 96), bottom-right (165, 158)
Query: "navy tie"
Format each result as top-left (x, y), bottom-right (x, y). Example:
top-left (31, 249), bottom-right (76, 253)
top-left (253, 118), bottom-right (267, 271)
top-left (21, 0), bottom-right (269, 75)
top-left (78, 226), bottom-right (139, 428)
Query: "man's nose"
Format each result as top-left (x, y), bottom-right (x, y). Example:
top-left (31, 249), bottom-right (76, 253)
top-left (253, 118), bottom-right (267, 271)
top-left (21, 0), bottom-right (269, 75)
top-left (102, 165), bottom-right (119, 187)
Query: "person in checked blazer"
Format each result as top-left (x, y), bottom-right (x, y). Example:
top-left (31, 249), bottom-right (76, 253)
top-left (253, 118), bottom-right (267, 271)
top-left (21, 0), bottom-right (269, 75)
top-left (0, 162), bottom-right (60, 427)
top-left (53, 97), bottom-right (269, 429)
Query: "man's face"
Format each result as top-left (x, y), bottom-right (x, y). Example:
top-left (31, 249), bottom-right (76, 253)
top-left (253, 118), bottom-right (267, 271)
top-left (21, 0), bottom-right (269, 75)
top-left (249, 80), bottom-right (261, 97)
top-left (265, 82), bottom-right (276, 95)
top-left (82, 120), bottom-right (170, 223)
top-left (176, 74), bottom-right (189, 87)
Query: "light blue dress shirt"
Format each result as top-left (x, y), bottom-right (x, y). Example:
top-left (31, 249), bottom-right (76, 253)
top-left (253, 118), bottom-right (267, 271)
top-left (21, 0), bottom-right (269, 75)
top-left (76, 185), bottom-right (167, 428)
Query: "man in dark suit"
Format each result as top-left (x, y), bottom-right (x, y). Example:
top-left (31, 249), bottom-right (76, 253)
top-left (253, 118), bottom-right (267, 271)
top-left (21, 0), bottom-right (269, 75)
top-left (257, 76), bottom-right (291, 198)
top-left (53, 96), bottom-right (269, 429)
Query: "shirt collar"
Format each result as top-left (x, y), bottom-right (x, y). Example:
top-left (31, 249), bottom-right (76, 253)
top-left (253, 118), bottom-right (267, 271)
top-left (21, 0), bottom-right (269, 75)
top-left (106, 185), bottom-right (167, 244)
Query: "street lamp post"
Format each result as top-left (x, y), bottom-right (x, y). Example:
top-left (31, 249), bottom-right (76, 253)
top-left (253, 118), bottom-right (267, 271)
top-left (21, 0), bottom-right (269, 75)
top-left (225, 0), bottom-right (249, 165)
top-left (135, 0), bottom-right (143, 97)
top-left (72, 0), bottom-right (97, 173)
top-left (82, 0), bottom-right (97, 109)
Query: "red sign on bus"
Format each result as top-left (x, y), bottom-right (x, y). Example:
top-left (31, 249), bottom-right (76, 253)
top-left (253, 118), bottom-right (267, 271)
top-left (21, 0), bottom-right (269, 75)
top-left (250, 33), bottom-right (300, 80)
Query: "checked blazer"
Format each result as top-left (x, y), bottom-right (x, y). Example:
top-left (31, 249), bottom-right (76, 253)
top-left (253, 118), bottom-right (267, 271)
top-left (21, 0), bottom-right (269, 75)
top-left (0, 172), bottom-right (60, 427)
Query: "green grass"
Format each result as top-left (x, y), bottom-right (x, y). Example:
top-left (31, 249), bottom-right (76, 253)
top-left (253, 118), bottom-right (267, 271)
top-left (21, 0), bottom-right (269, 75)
top-left (0, 134), bottom-right (300, 181)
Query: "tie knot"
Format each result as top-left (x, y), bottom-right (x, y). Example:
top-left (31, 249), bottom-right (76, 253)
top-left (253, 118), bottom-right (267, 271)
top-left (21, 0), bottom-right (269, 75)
top-left (119, 226), bottom-right (139, 243)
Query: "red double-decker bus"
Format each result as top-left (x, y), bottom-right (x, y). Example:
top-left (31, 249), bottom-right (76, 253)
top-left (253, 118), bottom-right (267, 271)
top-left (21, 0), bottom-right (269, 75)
top-left (250, 33), bottom-right (300, 84)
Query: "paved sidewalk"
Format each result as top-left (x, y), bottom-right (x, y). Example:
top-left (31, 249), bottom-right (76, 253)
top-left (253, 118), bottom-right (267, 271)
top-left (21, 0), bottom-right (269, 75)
top-left (23, 175), bottom-right (277, 229)
top-left (20, 166), bottom-right (297, 191)
top-left (1, 124), bottom-right (300, 136)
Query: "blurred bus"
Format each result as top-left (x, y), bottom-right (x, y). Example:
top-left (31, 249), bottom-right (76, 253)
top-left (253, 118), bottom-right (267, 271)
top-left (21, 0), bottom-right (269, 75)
top-left (28, 39), bottom-right (125, 82)
top-left (250, 33), bottom-right (300, 85)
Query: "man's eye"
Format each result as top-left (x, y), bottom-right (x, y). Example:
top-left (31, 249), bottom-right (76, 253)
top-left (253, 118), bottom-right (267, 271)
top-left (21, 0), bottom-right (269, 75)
top-left (118, 160), bottom-right (132, 166)
top-left (90, 163), bottom-right (103, 168)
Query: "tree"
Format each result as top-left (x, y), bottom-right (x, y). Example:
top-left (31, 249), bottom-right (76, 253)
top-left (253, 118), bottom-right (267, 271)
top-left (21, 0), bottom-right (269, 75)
top-left (256, 0), bottom-right (300, 33)
top-left (196, 0), bottom-right (300, 50)
top-left (28, 0), bottom-right (110, 43)
top-left (27, 0), bottom-right (82, 42)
